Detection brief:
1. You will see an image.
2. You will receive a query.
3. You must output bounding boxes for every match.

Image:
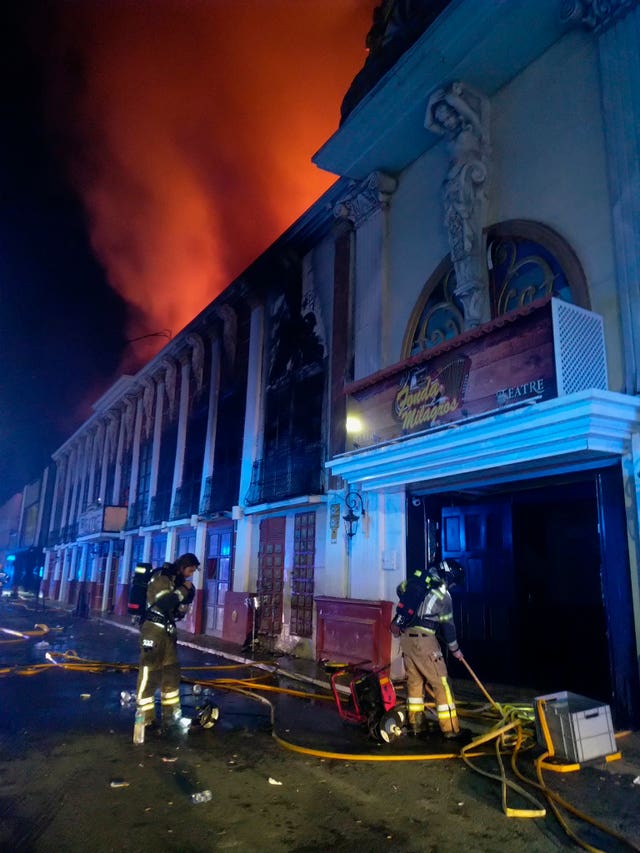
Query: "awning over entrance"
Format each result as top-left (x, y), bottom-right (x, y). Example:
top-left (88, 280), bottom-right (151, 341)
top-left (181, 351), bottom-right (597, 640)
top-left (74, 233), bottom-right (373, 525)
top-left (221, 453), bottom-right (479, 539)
top-left (327, 389), bottom-right (640, 493)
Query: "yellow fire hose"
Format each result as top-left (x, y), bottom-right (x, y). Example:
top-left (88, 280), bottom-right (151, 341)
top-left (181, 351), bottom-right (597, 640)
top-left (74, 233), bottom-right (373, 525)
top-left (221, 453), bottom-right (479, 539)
top-left (0, 627), bottom-right (637, 849)
top-left (459, 655), bottom-right (502, 712)
top-left (0, 623), bottom-right (51, 645)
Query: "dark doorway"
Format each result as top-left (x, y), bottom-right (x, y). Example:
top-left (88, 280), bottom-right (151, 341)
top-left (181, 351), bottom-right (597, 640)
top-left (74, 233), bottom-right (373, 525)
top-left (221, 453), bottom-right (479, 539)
top-left (511, 480), bottom-right (610, 701)
top-left (408, 475), bottom-right (614, 704)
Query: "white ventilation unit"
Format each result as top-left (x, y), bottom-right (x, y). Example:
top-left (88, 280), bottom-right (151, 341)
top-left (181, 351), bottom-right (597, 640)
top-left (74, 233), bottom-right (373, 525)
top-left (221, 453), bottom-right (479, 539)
top-left (551, 298), bottom-right (608, 396)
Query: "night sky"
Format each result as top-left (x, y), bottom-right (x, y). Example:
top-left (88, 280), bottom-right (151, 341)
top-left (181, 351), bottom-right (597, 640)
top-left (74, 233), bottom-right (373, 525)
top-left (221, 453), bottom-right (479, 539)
top-left (0, 0), bottom-right (376, 506)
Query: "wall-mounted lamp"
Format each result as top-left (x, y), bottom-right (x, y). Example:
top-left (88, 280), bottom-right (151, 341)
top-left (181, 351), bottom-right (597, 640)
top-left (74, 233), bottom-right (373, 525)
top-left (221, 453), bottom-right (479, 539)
top-left (343, 488), bottom-right (365, 538)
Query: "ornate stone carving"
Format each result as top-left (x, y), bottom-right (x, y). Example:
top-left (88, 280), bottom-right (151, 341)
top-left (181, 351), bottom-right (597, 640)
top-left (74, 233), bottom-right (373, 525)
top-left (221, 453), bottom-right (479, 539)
top-left (187, 333), bottom-right (205, 394)
top-left (334, 171), bottom-right (398, 227)
top-left (215, 304), bottom-right (238, 370)
top-left (426, 81), bottom-right (491, 328)
top-left (560, 0), bottom-right (638, 31)
top-left (142, 379), bottom-right (155, 440)
top-left (57, 454), bottom-right (68, 479)
top-left (162, 358), bottom-right (177, 421)
top-left (123, 398), bottom-right (136, 450)
top-left (95, 421), bottom-right (104, 446)
top-left (106, 414), bottom-right (119, 464)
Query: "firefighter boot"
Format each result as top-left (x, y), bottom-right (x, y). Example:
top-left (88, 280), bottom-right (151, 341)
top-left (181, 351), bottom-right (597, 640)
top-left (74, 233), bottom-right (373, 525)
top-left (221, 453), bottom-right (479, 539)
top-left (407, 709), bottom-right (425, 736)
top-left (167, 708), bottom-right (192, 733)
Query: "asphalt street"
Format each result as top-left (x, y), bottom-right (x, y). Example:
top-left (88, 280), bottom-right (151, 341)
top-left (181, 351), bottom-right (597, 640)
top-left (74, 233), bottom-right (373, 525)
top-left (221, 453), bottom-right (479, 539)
top-left (1, 597), bottom-right (639, 852)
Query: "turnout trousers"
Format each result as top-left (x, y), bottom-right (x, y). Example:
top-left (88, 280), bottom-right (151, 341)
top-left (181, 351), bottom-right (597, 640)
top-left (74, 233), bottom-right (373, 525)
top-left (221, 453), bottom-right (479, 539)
top-left (400, 632), bottom-right (459, 735)
top-left (135, 621), bottom-right (182, 725)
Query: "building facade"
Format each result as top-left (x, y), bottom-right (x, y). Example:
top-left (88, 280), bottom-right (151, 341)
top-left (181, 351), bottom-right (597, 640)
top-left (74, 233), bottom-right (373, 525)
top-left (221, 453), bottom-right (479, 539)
top-left (31, 0), bottom-right (640, 725)
top-left (315, 0), bottom-right (640, 727)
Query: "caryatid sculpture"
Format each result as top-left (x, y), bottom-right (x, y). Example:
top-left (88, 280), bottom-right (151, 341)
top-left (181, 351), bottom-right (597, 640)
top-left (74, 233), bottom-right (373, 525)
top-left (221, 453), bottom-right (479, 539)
top-left (426, 81), bottom-right (491, 328)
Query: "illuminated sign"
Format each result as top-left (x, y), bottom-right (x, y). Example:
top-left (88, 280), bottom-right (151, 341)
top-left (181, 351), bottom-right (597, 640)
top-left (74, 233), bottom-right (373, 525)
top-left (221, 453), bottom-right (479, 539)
top-left (345, 301), bottom-right (559, 450)
top-left (394, 357), bottom-right (470, 431)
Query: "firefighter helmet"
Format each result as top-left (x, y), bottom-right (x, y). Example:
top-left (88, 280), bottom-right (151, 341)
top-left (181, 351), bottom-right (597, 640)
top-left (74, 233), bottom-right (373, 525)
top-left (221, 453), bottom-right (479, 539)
top-left (429, 559), bottom-right (464, 589)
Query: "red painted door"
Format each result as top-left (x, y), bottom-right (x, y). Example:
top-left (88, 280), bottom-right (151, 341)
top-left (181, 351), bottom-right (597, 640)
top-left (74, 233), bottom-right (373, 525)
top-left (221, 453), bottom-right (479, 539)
top-left (257, 517), bottom-right (286, 639)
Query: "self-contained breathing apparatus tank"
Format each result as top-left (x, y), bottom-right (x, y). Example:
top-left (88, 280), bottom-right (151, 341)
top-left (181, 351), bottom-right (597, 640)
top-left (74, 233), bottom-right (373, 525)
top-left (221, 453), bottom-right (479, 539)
top-left (127, 562), bottom-right (154, 622)
top-left (392, 559), bottom-right (464, 631)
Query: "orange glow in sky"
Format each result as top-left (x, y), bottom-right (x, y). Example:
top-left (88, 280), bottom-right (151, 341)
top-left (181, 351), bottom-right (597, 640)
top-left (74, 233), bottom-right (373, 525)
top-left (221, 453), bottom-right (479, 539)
top-left (46, 0), bottom-right (377, 372)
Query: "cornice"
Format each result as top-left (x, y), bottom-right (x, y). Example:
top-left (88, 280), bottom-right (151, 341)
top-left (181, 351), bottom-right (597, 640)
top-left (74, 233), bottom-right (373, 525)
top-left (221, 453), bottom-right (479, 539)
top-left (560, 0), bottom-right (639, 31)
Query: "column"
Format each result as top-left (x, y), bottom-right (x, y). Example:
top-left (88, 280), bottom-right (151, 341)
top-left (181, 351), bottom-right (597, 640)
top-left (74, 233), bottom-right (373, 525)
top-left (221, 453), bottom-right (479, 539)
top-left (74, 435), bottom-right (91, 519)
top-left (148, 374), bottom-right (165, 517)
top-left (101, 540), bottom-right (114, 613)
top-left (86, 428), bottom-right (99, 506)
top-left (34, 466), bottom-right (50, 549)
top-left (59, 547), bottom-right (72, 604)
top-left (624, 432), bottom-right (640, 658)
top-left (127, 396), bottom-right (145, 523)
top-left (235, 300), bottom-right (265, 591)
top-left (199, 335), bottom-right (222, 510)
top-left (112, 405), bottom-right (128, 505)
top-left (65, 450), bottom-right (76, 530)
top-left (334, 170), bottom-right (397, 380)
top-left (98, 417), bottom-right (115, 503)
top-left (114, 535), bottom-right (133, 616)
top-left (562, 0), bottom-right (640, 393)
top-left (48, 459), bottom-right (64, 544)
top-left (50, 551), bottom-right (63, 601)
top-left (170, 356), bottom-right (191, 515)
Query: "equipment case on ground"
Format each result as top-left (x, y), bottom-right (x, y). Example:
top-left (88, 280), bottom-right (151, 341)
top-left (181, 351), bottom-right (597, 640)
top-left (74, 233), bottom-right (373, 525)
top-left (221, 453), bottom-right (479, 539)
top-left (534, 690), bottom-right (616, 763)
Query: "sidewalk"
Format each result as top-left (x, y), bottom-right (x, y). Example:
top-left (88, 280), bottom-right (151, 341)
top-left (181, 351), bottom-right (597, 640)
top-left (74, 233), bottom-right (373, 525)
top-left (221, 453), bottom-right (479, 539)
top-left (101, 612), bottom-right (333, 690)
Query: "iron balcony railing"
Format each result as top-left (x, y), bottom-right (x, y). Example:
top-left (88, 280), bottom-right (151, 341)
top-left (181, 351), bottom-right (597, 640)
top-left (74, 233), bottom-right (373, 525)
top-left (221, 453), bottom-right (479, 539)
top-left (60, 522), bottom-right (78, 543)
top-left (125, 500), bottom-right (144, 530)
top-left (245, 442), bottom-right (324, 506)
top-left (170, 479), bottom-right (201, 521)
top-left (200, 463), bottom-right (240, 516)
top-left (47, 528), bottom-right (61, 547)
top-left (145, 490), bottom-right (172, 527)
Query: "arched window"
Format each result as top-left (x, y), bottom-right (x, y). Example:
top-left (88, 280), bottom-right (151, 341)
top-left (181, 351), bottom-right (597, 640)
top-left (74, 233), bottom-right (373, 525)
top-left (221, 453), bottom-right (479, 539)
top-left (403, 220), bottom-right (589, 358)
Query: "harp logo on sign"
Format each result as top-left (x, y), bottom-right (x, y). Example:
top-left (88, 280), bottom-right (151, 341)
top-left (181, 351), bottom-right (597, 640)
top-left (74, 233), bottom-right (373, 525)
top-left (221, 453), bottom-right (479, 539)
top-left (393, 356), bottom-right (470, 431)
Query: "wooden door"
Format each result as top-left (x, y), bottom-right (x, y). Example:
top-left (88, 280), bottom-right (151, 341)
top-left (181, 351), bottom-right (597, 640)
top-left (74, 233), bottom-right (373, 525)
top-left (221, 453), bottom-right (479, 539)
top-left (204, 527), bottom-right (233, 635)
top-left (441, 502), bottom-right (515, 681)
top-left (257, 517), bottom-right (286, 638)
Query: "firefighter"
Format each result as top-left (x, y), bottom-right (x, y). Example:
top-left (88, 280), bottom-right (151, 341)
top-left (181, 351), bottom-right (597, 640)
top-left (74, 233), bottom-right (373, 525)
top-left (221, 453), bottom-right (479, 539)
top-left (133, 552), bottom-right (200, 742)
top-left (390, 559), bottom-right (465, 739)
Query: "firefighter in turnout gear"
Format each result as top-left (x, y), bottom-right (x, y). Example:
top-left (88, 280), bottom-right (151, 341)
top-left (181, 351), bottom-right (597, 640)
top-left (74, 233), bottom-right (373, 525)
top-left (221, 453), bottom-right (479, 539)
top-left (133, 553), bottom-right (199, 742)
top-left (390, 559), bottom-right (465, 738)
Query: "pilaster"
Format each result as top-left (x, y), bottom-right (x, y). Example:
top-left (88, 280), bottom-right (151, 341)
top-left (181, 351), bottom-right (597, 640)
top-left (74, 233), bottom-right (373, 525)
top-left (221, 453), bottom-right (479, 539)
top-left (238, 302), bottom-right (265, 507)
top-left (563, 0), bottom-right (640, 392)
top-left (334, 171), bottom-right (397, 380)
top-left (199, 336), bottom-right (222, 508)
top-left (171, 356), bottom-right (191, 504)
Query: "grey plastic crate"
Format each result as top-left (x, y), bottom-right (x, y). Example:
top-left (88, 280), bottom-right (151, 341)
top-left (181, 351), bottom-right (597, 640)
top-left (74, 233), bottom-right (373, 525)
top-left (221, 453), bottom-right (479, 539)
top-left (534, 690), bottom-right (616, 763)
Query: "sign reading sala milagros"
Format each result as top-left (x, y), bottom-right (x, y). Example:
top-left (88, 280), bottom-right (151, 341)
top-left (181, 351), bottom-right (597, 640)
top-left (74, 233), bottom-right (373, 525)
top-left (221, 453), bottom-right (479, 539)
top-left (345, 302), bottom-right (557, 450)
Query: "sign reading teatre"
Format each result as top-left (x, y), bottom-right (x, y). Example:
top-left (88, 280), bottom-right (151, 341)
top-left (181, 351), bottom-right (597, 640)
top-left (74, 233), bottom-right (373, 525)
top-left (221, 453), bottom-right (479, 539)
top-left (345, 301), bottom-right (557, 450)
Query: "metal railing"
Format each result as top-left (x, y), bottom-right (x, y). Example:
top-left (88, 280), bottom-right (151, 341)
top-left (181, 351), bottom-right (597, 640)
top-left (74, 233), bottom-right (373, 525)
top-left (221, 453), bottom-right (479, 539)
top-left (145, 490), bottom-right (171, 526)
top-left (245, 442), bottom-right (324, 506)
top-left (200, 464), bottom-right (240, 516)
top-left (125, 500), bottom-right (144, 530)
top-left (170, 479), bottom-right (201, 521)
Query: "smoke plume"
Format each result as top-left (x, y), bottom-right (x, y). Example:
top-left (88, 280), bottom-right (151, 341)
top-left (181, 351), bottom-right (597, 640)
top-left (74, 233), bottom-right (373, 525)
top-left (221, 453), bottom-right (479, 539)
top-left (44, 0), bottom-right (375, 371)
